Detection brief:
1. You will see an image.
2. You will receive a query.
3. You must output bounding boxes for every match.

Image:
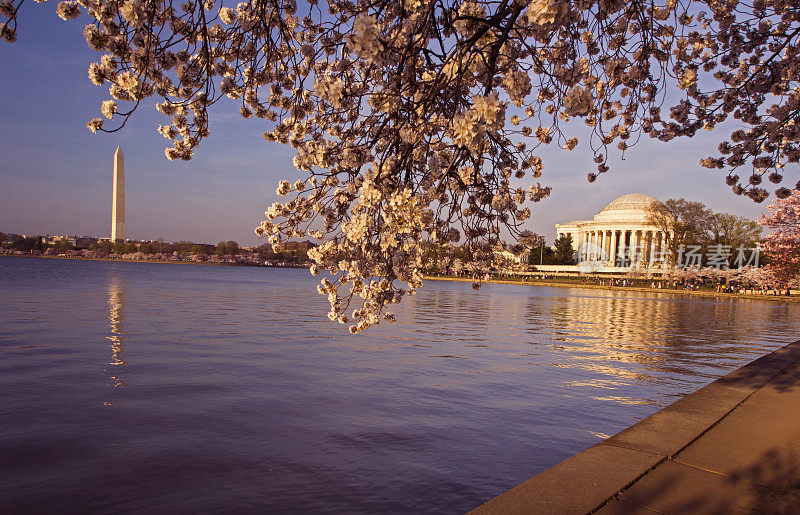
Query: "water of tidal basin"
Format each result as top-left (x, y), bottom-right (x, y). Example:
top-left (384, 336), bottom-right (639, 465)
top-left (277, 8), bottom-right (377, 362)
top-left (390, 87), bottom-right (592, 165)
top-left (1, 257), bottom-right (799, 513)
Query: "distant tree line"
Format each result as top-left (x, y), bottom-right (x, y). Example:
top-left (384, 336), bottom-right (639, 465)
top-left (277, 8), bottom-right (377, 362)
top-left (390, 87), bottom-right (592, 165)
top-left (254, 244), bottom-right (310, 263)
top-left (512, 230), bottom-right (576, 266)
top-left (647, 199), bottom-right (764, 267)
top-left (1, 233), bottom-right (45, 253)
top-left (419, 234), bottom-right (577, 276)
top-left (0, 232), bottom-right (313, 263)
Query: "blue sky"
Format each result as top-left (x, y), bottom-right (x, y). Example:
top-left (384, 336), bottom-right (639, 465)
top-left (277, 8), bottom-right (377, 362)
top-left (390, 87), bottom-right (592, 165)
top-left (0, 5), bottom-right (771, 246)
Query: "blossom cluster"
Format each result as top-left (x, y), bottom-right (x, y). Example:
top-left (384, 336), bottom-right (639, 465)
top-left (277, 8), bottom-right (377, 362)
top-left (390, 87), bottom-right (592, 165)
top-left (759, 190), bottom-right (800, 284)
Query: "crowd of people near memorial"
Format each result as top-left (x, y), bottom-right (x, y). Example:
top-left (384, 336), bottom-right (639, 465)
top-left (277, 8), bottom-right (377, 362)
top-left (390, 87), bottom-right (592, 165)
top-left (430, 269), bottom-right (796, 297)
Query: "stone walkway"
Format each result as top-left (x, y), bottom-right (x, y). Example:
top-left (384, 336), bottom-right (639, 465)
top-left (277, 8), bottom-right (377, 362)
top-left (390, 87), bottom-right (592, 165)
top-left (470, 340), bottom-right (800, 514)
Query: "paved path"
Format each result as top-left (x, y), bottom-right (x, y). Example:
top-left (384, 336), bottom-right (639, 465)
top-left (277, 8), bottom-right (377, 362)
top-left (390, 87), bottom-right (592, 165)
top-left (471, 340), bottom-right (800, 514)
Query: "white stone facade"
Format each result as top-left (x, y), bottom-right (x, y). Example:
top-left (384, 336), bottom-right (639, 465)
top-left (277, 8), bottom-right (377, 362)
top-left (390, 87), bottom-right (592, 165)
top-left (555, 193), bottom-right (671, 268)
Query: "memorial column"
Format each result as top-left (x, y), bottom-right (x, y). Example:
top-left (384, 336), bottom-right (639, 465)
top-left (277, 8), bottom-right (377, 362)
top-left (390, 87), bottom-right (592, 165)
top-left (649, 231), bottom-right (657, 267)
top-left (621, 230), bottom-right (629, 264)
top-left (600, 230), bottom-right (606, 262)
top-left (609, 230), bottom-right (617, 266)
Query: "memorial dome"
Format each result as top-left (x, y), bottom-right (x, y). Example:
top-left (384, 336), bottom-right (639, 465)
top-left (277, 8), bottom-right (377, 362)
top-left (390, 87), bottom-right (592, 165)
top-left (593, 193), bottom-right (661, 223)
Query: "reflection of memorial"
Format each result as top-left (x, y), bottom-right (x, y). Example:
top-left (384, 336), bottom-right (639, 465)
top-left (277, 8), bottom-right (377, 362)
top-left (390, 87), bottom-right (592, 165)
top-left (540, 292), bottom-right (678, 404)
top-left (548, 291), bottom-right (670, 352)
top-left (107, 278), bottom-right (128, 388)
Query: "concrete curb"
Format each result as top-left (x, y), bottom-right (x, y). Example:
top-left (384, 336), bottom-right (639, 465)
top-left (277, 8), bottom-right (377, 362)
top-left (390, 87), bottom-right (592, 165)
top-left (468, 339), bottom-right (800, 514)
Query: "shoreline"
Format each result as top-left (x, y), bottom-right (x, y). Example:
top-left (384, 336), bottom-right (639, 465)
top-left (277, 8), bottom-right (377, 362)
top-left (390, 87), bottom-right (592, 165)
top-left (0, 253), bottom-right (306, 269)
top-left (4, 255), bottom-right (797, 304)
top-left (424, 275), bottom-right (800, 304)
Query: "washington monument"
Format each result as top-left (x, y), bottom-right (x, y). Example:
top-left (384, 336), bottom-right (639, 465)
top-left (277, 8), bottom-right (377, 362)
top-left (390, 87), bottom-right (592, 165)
top-left (111, 146), bottom-right (125, 242)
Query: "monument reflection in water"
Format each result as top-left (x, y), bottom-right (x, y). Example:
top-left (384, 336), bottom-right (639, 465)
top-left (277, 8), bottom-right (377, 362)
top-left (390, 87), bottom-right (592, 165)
top-left (400, 282), bottom-right (795, 409)
top-left (106, 277), bottom-right (127, 388)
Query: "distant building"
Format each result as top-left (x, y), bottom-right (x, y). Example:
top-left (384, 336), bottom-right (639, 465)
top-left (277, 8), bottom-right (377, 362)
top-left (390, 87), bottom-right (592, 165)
top-left (43, 235), bottom-right (77, 246)
top-left (283, 240), bottom-right (317, 252)
top-left (555, 193), bottom-right (671, 267)
top-left (494, 249), bottom-right (523, 264)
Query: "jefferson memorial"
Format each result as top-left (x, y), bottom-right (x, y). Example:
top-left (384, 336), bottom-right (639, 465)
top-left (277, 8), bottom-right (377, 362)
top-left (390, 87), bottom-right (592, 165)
top-left (555, 193), bottom-right (670, 267)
